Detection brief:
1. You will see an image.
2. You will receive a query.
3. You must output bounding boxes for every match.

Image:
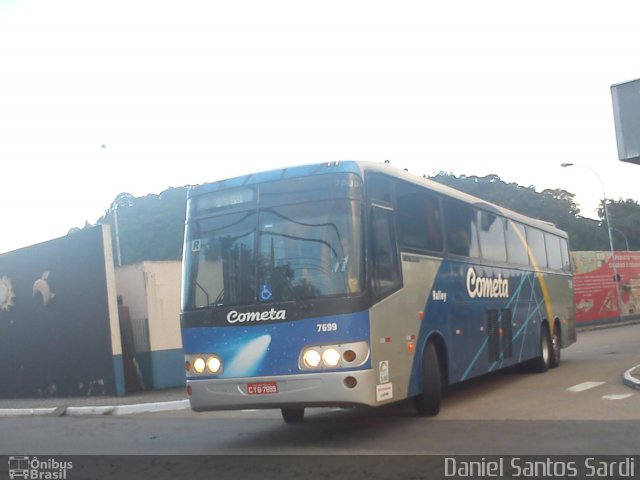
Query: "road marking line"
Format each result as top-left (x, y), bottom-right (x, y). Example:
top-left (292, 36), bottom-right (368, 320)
top-left (567, 381), bottom-right (606, 393)
top-left (602, 394), bottom-right (633, 400)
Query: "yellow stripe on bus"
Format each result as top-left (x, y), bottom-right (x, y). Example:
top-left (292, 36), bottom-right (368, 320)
top-left (507, 220), bottom-right (555, 323)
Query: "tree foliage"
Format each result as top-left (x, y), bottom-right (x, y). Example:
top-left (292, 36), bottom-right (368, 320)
top-left (97, 187), bottom-right (188, 265)
top-left (606, 198), bottom-right (640, 250)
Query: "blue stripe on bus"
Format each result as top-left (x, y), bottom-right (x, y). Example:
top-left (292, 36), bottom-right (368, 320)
top-left (182, 310), bottom-right (371, 379)
top-left (409, 261), bottom-right (550, 396)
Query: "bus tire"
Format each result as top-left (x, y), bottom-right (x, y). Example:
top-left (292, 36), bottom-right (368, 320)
top-left (529, 324), bottom-right (551, 373)
top-left (549, 324), bottom-right (561, 368)
top-left (281, 407), bottom-right (305, 424)
top-left (414, 341), bottom-right (442, 417)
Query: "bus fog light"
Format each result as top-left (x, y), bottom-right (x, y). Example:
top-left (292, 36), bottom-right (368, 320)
top-left (193, 357), bottom-right (206, 374)
top-left (322, 348), bottom-right (341, 367)
top-left (206, 356), bottom-right (222, 374)
top-left (303, 349), bottom-right (322, 368)
top-left (344, 376), bottom-right (358, 389)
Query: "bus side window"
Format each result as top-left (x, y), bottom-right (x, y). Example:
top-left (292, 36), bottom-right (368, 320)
top-left (371, 206), bottom-right (402, 298)
top-left (505, 221), bottom-right (529, 265)
top-left (526, 227), bottom-right (548, 268)
top-left (443, 200), bottom-right (480, 258)
top-left (478, 211), bottom-right (507, 262)
top-left (545, 233), bottom-right (563, 270)
top-left (395, 182), bottom-right (443, 253)
top-left (424, 196), bottom-right (443, 251)
top-left (367, 173), bottom-right (393, 204)
top-left (560, 237), bottom-right (572, 273)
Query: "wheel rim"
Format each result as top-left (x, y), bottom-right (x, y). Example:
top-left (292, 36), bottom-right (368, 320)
top-left (542, 333), bottom-right (550, 364)
top-left (552, 329), bottom-right (562, 364)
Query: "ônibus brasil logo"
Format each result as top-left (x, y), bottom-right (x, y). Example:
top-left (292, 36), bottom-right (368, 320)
top-left (8, 456), bottom-right (72, 480)
top-left (227, 308), bottom-right (286, 324)
top-left (466, 267), bottom-right (509, 299)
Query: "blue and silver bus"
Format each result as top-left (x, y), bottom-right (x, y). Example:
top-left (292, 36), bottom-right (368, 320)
top-left (180, 161), bottom-right (576, 423)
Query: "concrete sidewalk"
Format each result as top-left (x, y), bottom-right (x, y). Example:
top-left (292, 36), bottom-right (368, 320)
top-left (0, 387), bottom-right (189, 417)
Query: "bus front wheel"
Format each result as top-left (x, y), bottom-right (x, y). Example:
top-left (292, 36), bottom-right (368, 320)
top-left (281, 407), bottom-right (305, 424)
top-left (414, 341), bottom-right (442, 417)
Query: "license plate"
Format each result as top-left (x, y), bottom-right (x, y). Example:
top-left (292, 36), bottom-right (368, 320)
top-left (247, 382), bottom-right (278, 395)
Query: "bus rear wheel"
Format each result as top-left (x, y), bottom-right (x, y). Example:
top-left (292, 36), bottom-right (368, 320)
top-left (414, 341), bottom-right (442, 417)
top-left (281, 407), bottom-right (305, 424)
top-left (529, 324), bottom-right (552, 373)
top-left (549, 325), bottom-right (561, 368)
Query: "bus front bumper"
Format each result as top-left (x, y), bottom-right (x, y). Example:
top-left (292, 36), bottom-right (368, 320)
top-left (187, 369), bottom-right (382, 412)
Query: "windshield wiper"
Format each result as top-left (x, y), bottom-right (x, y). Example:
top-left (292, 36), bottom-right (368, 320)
top-left (209, 287), bottom-right (225, 307)
top-left (194, 280), bottom-right (210, 306)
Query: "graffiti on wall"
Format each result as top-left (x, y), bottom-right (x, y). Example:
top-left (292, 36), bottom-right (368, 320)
top-left (0, 226), bottom-right (119, 398)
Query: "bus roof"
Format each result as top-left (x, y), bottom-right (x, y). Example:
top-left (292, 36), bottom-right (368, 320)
top-left (189, 160), bottom-right (568, 238)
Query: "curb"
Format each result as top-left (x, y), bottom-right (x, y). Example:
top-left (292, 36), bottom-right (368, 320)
top-left (0, 399), bottom-right (190, 417)
top-left (0, 407), bottom-right (59, 417)
top-left (623, 364), bottom-right (640, 391)
top-left (576, 318), bottom-right (640, 333)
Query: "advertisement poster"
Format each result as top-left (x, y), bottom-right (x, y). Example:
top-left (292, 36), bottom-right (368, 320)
top-left (572, 251), bottom-right (640, 324)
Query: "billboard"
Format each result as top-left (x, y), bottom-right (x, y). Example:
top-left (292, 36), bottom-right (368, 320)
top-left (611, 78), bottom-right (640, 165)
top-left (572, 251), bottom-right (640, 324)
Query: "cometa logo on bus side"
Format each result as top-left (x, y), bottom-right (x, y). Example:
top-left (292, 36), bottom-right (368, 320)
top-left (466, 267), bottom-right (509, 299)
top-left (227, 309), bottom-right (287, 324)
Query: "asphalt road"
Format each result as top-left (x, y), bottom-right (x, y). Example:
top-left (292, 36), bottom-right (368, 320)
top-left (1, 323), bottom-right (639, 456)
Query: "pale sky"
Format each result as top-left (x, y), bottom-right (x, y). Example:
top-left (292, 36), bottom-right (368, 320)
top-left (1, 0), bottom-right (639, 255)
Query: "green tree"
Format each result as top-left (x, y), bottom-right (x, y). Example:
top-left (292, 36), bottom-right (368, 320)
top-left (98, 187), bottom-right (188, 264)
top-left (605, 199), bottom-right (640, 250)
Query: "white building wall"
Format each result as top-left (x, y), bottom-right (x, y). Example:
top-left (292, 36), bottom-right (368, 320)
top-left (115, 264), bottom-right (148, 321)
top-left (114, 261), bottom-right (184, 389)
top-left (142, 261), bottom-right (183, 351)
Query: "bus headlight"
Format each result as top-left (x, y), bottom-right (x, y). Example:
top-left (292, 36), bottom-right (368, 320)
top-left (299, 341), bottom-right (370, 370)
top-left (186, 354), bottom-right (223, 375)
top-left (193, 357), bottom-right (206, 374)
top-left (303, 349), bottom-right (322, 368)
top-left (322, 348), bottom-right (341, 367)
top-left (206, 356), bottom-right (222, 374)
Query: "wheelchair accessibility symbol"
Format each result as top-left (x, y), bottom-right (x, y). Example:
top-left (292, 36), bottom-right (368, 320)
top-left (259, 284), bottom-right (273, 301)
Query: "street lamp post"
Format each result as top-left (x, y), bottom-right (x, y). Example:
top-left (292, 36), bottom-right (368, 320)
top-left (611, 228), bottom-right (630, 251)
top-left (560, 163), bottom-right (624, 320)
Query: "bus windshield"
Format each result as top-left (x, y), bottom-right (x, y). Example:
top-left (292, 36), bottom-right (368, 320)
top-left (182, 181), bottom-right (364, 311)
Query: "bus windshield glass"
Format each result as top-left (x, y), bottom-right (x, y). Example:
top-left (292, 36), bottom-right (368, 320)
top-left (182, 174), bottom-right (364, 311)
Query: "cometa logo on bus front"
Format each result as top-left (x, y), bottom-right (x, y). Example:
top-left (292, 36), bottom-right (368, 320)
top-left (227, 309), bottom-right (287, 324)
top-left (466, 267), bottom-right (509, 299)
